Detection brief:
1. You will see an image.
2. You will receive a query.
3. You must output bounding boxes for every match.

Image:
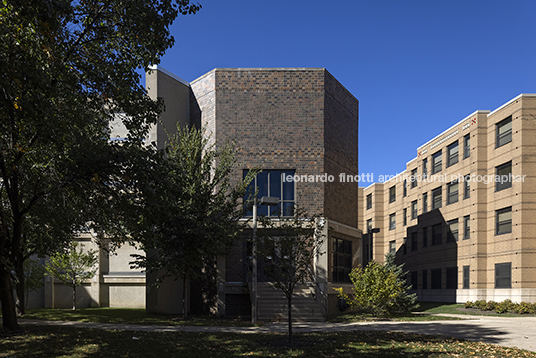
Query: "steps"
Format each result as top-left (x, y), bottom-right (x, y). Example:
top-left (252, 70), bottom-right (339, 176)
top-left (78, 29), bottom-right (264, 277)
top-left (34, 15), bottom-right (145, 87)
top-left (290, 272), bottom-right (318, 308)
top-left (256, 282), bottom-right (325, 322)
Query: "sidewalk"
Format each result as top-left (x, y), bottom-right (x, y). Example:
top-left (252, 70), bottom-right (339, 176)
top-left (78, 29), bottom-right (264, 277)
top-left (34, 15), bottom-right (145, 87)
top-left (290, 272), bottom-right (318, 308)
top-left (19, 314), bottom-right (536, 353)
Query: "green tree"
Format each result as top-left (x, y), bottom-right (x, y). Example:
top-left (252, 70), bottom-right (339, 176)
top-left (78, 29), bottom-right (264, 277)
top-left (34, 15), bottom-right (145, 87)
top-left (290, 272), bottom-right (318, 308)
top-left (384, 252), bottom-right (418, 313)
top-left (45, 242), bottom-right (98, 310)
top-left (256, 207), bottom-right (326, 344)
top-left (0, 0), bottom-right (200, 330)
top-left (21, 257), bottom-right (46, 311)
top-left (130, 125), bottom-right (256, 318)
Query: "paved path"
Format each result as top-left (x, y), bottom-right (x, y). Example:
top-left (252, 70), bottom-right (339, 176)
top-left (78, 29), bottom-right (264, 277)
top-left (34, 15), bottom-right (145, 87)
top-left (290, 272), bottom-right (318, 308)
top-left (19, 314), bottom-right (536, 353)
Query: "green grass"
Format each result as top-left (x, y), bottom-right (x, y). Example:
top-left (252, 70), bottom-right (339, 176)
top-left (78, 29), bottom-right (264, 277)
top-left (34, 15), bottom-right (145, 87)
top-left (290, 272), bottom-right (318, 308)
top-left (21, 308), bottom-right (253, 327)
top-left (415, 302), bottom-right (536, 317)
top-left (2, 325), bottom-right (535, 358)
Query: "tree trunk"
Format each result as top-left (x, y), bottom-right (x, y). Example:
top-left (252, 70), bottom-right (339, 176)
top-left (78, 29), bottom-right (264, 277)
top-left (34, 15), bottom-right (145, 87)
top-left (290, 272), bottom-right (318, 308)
top-left (72, 284), bottom-right (76, 310)
top-left (0, 266), bottom-right (19, 331)
top-left (182, 275), bottom-right (188, 319)
top-left (15, 252), bottom-right (25, 315)
top-left (288, 294), bottom-right (292, 344)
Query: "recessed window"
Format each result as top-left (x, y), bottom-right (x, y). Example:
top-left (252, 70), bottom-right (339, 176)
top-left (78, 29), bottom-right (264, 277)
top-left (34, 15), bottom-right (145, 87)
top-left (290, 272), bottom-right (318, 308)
top-left (411, 168), bottom-right (418, 188)
top-left (496, 116), bottom-right (512, 148)
top-left (410, 271), bottom-right (418, 289)
top-left (446, 267), bottom-right (458, 289)
top-left (243, 170), bottom-right (295, 217)
top-left (422, 192), bottom-right (428, 213)
top-left (463, 265), bottom-right (470, 289)
top-left (422, 158), bottom-right (428, 179)
top-left (431, 268), bottom-right (442, 289)
top-left (432, 187), bottom-right (442, 210)
top-left (496, 161), bottom-right (512, 191)
top-left (389, 185), bottom-right (396, 203)
top-left (447, 181), bottom-right (458, 205)
top-left (332, 238), bottom-right (353, 283)
top-left (389, 240), bottom-right (396, 254)
top-left (411, 232), bottom-right (418, 251)
top-left (463, 215), bottom-right (470, 240)
top-left (432, 150), bottom-right (442, 174)
top-left (447, 141), bottom-right (459, 167)
top-left (495, 262), bottom-right (511, 289)
top-left (411, 200), bottom-right (418, 220)
top-left (422, 227), bottom-right (428, 247)
top-left (403, 180), bottom-right (407, 197)
top-left (464, 174), bottom-right (470, 199)
top-left (447, 219), bottom-right (458, 242)
top-left (403, 208), bottom-right (407, 226)
top-left (366, 193), bottom-right (372, 210)
top-left (496, 207), bottom-right (512, 235)
top-left (422, 269), bottom-right (428, 289)
top-left (464, 134), bottom-right (470, 159)
top-left (432, 223), bottom-right (442, 245)
top-left (389, 213), bottom-right (396, 230)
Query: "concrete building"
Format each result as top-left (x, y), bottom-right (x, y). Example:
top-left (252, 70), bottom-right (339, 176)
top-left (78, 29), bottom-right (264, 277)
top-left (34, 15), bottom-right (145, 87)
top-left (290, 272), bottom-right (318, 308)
top-left (361, 94), bottom-right (536, 303)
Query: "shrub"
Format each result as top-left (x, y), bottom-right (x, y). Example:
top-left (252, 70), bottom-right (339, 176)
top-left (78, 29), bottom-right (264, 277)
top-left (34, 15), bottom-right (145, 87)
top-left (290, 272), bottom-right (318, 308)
top-left (474, 300), bottom-right (487, 310)
top-left (496, 299), bottom-right (515, 314)
top-left (513, 302), bottom-right (531, 314)
top-left (464, 301), bottom-right (474, 309)
top-left (484, 301), bottom-right (497, 311)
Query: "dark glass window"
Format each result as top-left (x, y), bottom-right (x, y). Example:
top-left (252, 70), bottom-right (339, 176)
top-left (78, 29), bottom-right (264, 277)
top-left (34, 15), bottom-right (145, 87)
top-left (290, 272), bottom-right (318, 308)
top-left (464, 175), bottom-right (470, 199)
top-left (422, 192), bottom-right (428, 213)
top-left (411, 168), bottom-right (418, 188)
top-left (447, 219), bottom-right (459, 242)
top-left (410, 271), bottom-right (418, 290)
top-left (431, 268), bottom-right (442, 289)
top-left (411, 232), bottom-right (418, 251)
top-left (496, 116), bottom-right (512, 148)
top-left (495, 262), bottom-right (512, 289)
top-left (403, 208), bottom-right (407, 226)
top-left (464, 134), bottom-right (470, 159)
top-left (496, 161), bottom-right (512, 191)
top-left (389, 240), bottom-right (396, 254)
top-left (422, 227), bottom-right (428, 247)
top-left (432, 187), bottom-right (442, 210)
top-left (496, 207), bottom-right (512, 235)
top-left (432, 223), bottom-right (442, 245)
top-left (432, 150), bottom-right (442, 174)
top-left (366, 194), bottom-right (372, 210)
top-left (447, 141), bottom-right (459, 167)
top-left (446, 267), bottom-right (458, 289)
top-left (422, 269), bottom-right (428, 289)
top-left (422, 158), bottom-right (428, 179)
top-left (464, 215), bottom-right (470, 240)
top-left (389, 213), bottom-right (396, 230)
top-left (389, 185), bottom-right (396, 203)
top-left (403, 180), bottom-right (407, 197)
top-left (447, 181), bottom-right (458, 205)
top-left (411, 200), bottom-right (418, 219)
top-left (332, 238), bottom-right (352, 283)
top-left (243, 170), bottom-right (295, 217)
top-left (463, 265), bottom-right (470, 289)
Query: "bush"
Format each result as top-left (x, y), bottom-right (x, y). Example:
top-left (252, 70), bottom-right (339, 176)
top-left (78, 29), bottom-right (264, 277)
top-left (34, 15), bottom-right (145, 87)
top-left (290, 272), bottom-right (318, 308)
top-left (484, 301), bottom-right (497, 311)
top-left (474, 300), bottom-right (487, 310)
top-left (464, 301), bottom-right (474, 309)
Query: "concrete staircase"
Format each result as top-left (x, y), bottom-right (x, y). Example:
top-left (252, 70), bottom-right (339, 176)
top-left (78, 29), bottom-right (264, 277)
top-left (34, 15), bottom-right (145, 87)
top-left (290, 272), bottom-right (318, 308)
top-left (257, 282), bottom-right (325, 322)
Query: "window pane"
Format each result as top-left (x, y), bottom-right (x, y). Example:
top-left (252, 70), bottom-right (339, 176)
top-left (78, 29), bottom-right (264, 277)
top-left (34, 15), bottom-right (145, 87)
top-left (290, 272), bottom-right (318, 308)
top-left (497, 117), bottom-right (512, 147)
top-left (269, 171), bottom-right (281, 199)
top-left (463, 265), bottom-right (470, 289)
top-left (496, 162), bottom-right (512, 191)
top-left (496, 207), bottom-right (512, 235)
top-left (447, 141), bottom-right (458, 167)
top-left (282, 171), bottom-right (294, 200)
top-left (432, 187), bottom-right (442, 210)
top-left (495, 262), bottom-right (511, 288)
top-left (464, 135), bottom-right (470, 158)
top-left (447, 182), bottom-right (458, 205)
top-left (432, 151), bottom-right (442, 174)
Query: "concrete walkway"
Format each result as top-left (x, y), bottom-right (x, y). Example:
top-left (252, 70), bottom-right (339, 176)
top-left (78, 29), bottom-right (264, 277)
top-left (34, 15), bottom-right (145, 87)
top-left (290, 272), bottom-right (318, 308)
top-left (19, 314), bottom-right (536, 353)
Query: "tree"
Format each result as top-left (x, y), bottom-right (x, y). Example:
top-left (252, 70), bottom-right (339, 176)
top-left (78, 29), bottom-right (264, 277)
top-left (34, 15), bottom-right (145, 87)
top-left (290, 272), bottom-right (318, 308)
top-left (45, 242), bottom-right (98, 310)
top-left (0, 0), bottom-right (200, 330)
top-left (256, 207), bottom-right (326, 344)
top-left (21, 257), bottom-right (46, 311)
top-left (383, 252), bottom-right (419, 313)
top-left (130, 125), bottom-right (256, 318)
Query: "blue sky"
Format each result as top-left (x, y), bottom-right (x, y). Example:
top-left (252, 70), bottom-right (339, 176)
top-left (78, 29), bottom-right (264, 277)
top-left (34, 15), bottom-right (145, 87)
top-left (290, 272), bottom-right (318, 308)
top-left (154, 0), bottom-right (536, 182)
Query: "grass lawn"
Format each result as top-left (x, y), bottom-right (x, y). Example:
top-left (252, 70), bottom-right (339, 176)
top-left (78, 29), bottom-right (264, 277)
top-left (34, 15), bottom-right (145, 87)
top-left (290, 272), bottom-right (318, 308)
top-left (415, 302), bottom-right (536, 317)
top-left (2, 325), bottom-right (535, 358)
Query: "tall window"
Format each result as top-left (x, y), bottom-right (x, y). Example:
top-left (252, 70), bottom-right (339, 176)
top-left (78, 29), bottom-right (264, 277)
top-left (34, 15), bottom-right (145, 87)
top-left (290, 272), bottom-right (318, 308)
top-left (389, 213), bottom-right (396, 230)
top-left (411, 232), bottom-right (418, 251)
top-left (432, 187), bottom-right (442, 210)
top-left (243, 170), bottom-right (295, 217)
top-left (496, 207), bottom-right (512, 235)
top-left (496, 161), bottom-right (512, 191)
top-left (411, 200), bottom-right (418, 220)
top-left (422, 227), bottom-right (428, 247)
top-left (446, 267), bottom-right (458, 289)
top-left (389, 185), bottom-right (396, 203)
top-left (410, 168), bottom-right (418, 188)
top-left (464, 215), bottom-right (470, 240)
top-left (496, 116), bottom-right (512, 148)
top-left (464, 134), bottom-right (470, 159)
top-left (403, 208), bottom-right (407, 226)
top-left (389, 240), bottom-right (396, 254)
top-left (463, 265), bottom-right (470, 289)
top-left (447, 181), bottom-right (458, 205)
top-left (432, 223), bottom-right (442, 245)
top-left (403, 180), bottom-right (407, 197)
top-left (422, 192), bottom-right (428, 213)
top-left (495, 262), bottom-right (512, 289)
top-left (447, 219), bottom-right (458, 242)
top-left (422, 269), bottom-right (428, 289)
top-left (422, 158), bottom-right (428, 179)
top-left (464, 174), bottom-right (470, 199)
top-left (410, 271), bottom-right (418, 289)
top-left (432, 150), bottom-right (442, 174)
top-left (431, 268), bottom-right (442, 289)
top-left (447, 141), bottom-right (459, 167)
top-left (332, 238), bottom-right (352, 283)
top-left (366, 193), bottom-right (372, 210)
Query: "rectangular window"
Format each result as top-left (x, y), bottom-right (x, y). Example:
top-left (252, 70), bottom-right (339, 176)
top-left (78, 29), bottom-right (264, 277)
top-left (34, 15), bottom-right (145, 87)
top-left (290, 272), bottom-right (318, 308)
top-left (389, 240), bottom-right (396, 254)
top-left (389, 213), bottom-right (396, 230)
top-left (332, 238), bottom-right (352, 283)
top-left (464, 174), bottom-right (470, 199)
top-left (411, 231), bottom-right (418, 251)
top-left (422, 158), bottom-right (428, 179)
top-left (446, 267), bottom-right (458, 289)
top-left (411, 168), bottom-right (418, 188)
top-left (432, 187), bottom-right (442, 210)
top-left (464, 134), bottom-right (470, 159)
top-left (422, 269), bottom-right (428, 289)
top-left (432, 150), bottom-right (442, 174)
top-left (495, 262), bottom-right (512, 289)
top-left (447, 219), bottom-right (459, 242)
top-left (447, 181), bottom-right (458, 205)
top-left (463, 265), bottom-right (470, 289)
top-left (496, 207), bottom-right (512, 235)
top-left (403, 208), bottom-right (407, 226)
top-left (243, 170), bottom-right (295, 217)
top-left (389, 185), bottom-right (396, 203)
top-left (431, 268), bottom-right (442, 289)
top-left (422, 227), bottom-right (428, 247)
top-left (411, 200), bottom-right (418, 220)
top-left (496, 161), bottom-right (512, 191)
top-left (403, 180), bottom-right (407, 197)
top-left (432, 223), bottom-right (442, 245)
top-left (422, 193), bottom-right (428, 213)
top-left (496, 116), bottom-right (512, 148)
top-left (410, 271), bottom-right (418, 290)
top-left (463, 215), bottom-right (470, 240)
top-left (447, 141), bottom-right (459, 167)
top-left (366, 193), bottom-right (372, 210)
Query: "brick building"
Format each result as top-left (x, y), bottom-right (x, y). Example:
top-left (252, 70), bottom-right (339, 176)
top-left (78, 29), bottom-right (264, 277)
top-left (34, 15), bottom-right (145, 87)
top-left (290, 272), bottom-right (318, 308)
top-left (361, 94), bottom-right (536, 303)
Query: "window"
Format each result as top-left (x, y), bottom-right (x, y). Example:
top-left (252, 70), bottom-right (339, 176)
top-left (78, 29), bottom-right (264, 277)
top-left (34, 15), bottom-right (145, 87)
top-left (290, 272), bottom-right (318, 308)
top-left (496, 207), bottom-right (512, 235)
top-left (389, 240), bottom-right (396, 254)
top-left (422, 227), bottom-right (428, 247)
top-left (464, 134), bottom-right (470, 159)
top-left (496, 161), bottom-right (512, 191)
top-left (411, 168), bottom-right (418, 188)
top-left (496, 116), bottom-right (512, 148)
top-left (464, 174), bottom-right (470, 199)
top-left (403, 208), bottom-right (407, 226)
top-left (432, 150), bottom-right (442, 174)
top-left (447, 219), bottom-right (459, 242)
top-left (422, 193), bottom-right (428, 213)
top-left (432, 223), bottom-right (442, 245)
top-left (243, 170), bottom-right (295, 217)
top-left (463, 265), bottom-right (470, 289)
top-left (422, 158), bottom-right (428, 179)
top-left (422, 269), bottom-right (428, 289)
top-left (431, 268), bottom-right (442, 289)
top-left (389, 213), bottom-right (396, 230)
top-left (495, 262), bottom-right (512, 289)
top-left (410, 271), bottom-right (418, 289)
top-left (389, 185), bottom-right (396, 203)
top-left (366, 193), bottom-right (372, 210)
top-left (446, 267), bottom-right (458, 289)
top-left (411, 232), bottom-right (418, 251)
top-left (432, 187), bottom-right (442, 210)
top-left (447, 141), bottom-right (459, 167)
top-left (463, 215), bottom-right (470, 240)
top-left (447, 181), bottom-right (458, 205)
top-left (332, 238), bottom-right (352, 283)
top-left (403, 180), bottom-right (407, 197)
top-left (411, 200), bottom-right (418, 220)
